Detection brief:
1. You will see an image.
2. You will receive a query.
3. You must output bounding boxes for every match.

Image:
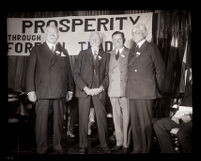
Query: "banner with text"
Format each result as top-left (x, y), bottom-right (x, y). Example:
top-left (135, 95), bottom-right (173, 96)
top-left (7, 12), bottom-right (153, 56)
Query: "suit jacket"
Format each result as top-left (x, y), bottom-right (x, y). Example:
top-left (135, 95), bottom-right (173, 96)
top-left (73, 47), bottom-right (110, 98)
top-left (126, 40), bottom-right (165, 99)
top-left (108, 47), bottom-right (129, 97)
top-left (26, 42), bottom-right (74, 99)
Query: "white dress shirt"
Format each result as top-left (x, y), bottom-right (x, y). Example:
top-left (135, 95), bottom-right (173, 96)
top-left (137, 39), bottom-right (146, 48)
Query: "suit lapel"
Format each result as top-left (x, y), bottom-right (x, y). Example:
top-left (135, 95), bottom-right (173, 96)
top-left (110, 50), bottom-right (118, 71)
top-left (138, 40), bottom-right (148, 52)
top-left (40, 42), bottom-right (55, 68)
top-left (128, 41), bottom-right (149, 66)
top-left (128, 46), bottom-right (137, 66)
top-left (87, 48), bottom-right (94, 68)
top-left (119, 47), bottom-right (127, 64)
top-left (96, 49), bottom-right (103, 69)
top-left (45, 42), bottom-right (61, 68)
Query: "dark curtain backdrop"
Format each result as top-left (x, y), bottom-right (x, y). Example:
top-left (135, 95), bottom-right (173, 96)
top-left (7, 10), bottom-right (191, 117)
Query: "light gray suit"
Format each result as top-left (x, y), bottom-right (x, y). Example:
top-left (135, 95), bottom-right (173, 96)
top-left (108, 47), bottom-right (131, 148)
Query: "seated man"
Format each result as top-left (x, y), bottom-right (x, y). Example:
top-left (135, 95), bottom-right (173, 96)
top-left (153, 68), bottom-right (192, 153)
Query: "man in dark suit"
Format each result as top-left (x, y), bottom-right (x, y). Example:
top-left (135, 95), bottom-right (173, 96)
top-left (153, 68), bottom-right (192, 153)
top-left (126, 23), bottom-right (165, 153)
top-left (26, 23), bottom-right (73, 154)
top-left (73, 32), bottom-right (111, 154)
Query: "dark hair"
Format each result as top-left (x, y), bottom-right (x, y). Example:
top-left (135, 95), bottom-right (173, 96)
top-left (112, 31), bottom-right (125, 43)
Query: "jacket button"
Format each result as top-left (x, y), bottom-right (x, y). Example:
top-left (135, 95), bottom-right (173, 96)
top-left (134, 69), bottom-right (137, 72)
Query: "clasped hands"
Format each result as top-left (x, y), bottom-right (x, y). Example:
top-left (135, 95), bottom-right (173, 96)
top-left (83, 86), bottom-right (104, 96)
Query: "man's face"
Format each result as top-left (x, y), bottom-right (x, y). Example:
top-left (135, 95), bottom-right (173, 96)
top-left (112, 34), bottom-right (124, 50)
top-left (89, 33), bottom-right (101, 49)
top-left (45, 26), bottom-right (59, 44)
top-left (132, 28), bottom-right (145, 43)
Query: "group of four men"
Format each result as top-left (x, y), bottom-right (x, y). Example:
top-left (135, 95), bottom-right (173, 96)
top-left (26, 22), bottom-right (165, 154)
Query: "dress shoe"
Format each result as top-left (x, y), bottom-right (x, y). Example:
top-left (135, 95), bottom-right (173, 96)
top-left (36, 146), bottom-right (48, 155)
top-left (122, 147), bottom-right (130, 154)
top-left (131, 150), bottom-right (141, 154)
top-left (102, 147), bottom-right (111, 154)
top-left (53, 148), bottom-right (63, 154)
top-left (112, 145), bottom-right (123, 151)
top-left (53, 145), bottom-right (63, 154)
top-left (79, 148), bottom-right (87, 154)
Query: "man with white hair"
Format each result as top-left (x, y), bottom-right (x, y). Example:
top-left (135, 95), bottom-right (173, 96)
top-left (126, 23), bottom-right (165, 153)
top-left (26, 22), bottom-right (74, 154)
top-left (74, 32), bottom-right (111, 154)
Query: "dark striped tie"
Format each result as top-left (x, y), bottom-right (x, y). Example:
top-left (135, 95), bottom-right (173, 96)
top-left (115, 50), bottom-right (119, 60)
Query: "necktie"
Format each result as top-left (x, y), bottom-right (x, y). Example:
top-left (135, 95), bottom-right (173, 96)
top-left (51, 46), bottom-right (55, 53)
top-left (115, 50), bottom-right (119, 60)
top-left (94, 50), bottom-right (98, 60)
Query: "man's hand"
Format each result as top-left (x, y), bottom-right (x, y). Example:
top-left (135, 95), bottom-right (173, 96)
top-left (27, 91), bottom-right (37, 103)
top-left (180, 114), bottom-right (192, 123)
top-left (66, 91), bottom-right (73, 102)
top-left (83, 87), bottom-right (94, 96)
top-left (83, 86), bottom-right (104, 96)
top-left (91, 86), bottom-right (104, 96)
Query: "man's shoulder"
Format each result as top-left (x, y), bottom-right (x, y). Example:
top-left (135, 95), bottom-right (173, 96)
top-left (123, 47), bottom-right (130, 54)
top-left (146, 41), bottom-right (158, 49)
top-left (34, 42), bottom-right (45, 49)
top-left (30, 42), bottom-right (44, 53)
top-left (81, 48), bottom-right (91, 54)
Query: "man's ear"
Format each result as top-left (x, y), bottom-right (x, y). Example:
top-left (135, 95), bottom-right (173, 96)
top-left (123, 38), bottom-right (126, 44)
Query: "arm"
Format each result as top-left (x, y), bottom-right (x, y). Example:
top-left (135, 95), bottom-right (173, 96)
top-left (100, 52), bottom-right (110, 90)
top-left (64, 49), bottom-right (74, 92)
top-left (64, 49), bottom-right (74, 101)
top-left (26, 47), bottom-right (37, 102)
top-left (92, 52), bottom-right (110, 96)
top-left (151, 44), bottom-right (165, 93)
top-left (73, 51), bottom-right (88, 91)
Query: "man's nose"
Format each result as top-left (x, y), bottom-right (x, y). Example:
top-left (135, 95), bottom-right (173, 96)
top-left (50, 34), bottom-right (56, 37)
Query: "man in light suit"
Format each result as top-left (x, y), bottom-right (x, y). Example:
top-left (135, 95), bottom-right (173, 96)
top-left (73, 32), bottom-right (111, 154)
top-left (26, 23), bottom-right (74, 154)
top-left (108, 31), bottom-right (131, 153)
top-left (126, 23), bottom-right (165, 153)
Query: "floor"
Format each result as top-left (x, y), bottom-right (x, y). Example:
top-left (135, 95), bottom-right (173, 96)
top-left (6, 117), bottom-right (160, 157)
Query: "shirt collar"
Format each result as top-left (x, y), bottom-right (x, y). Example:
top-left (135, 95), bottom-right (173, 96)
top-left (91, 47), bottom-right (99, 55)
top-left (137, 39), bottom-right (146, 48)
top-left (116, 46), bottom-right (124, 54)
top-left (46, 41), bottom-right (56, 50)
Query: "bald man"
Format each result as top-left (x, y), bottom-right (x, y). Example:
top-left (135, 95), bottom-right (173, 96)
top-left (26, 23), bottom-right (74, 154)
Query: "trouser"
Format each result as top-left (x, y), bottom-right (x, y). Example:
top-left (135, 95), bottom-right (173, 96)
top-left (78, 94), bottom-right (109, 148)
top-left (129, 99), bottom-right (153, 153)
top-left (110, 97), bottom-right (131, 148)
top-left (154, 118), bottom-right (192, 153)
top-left (35, 99), bottom-right (65, 153)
